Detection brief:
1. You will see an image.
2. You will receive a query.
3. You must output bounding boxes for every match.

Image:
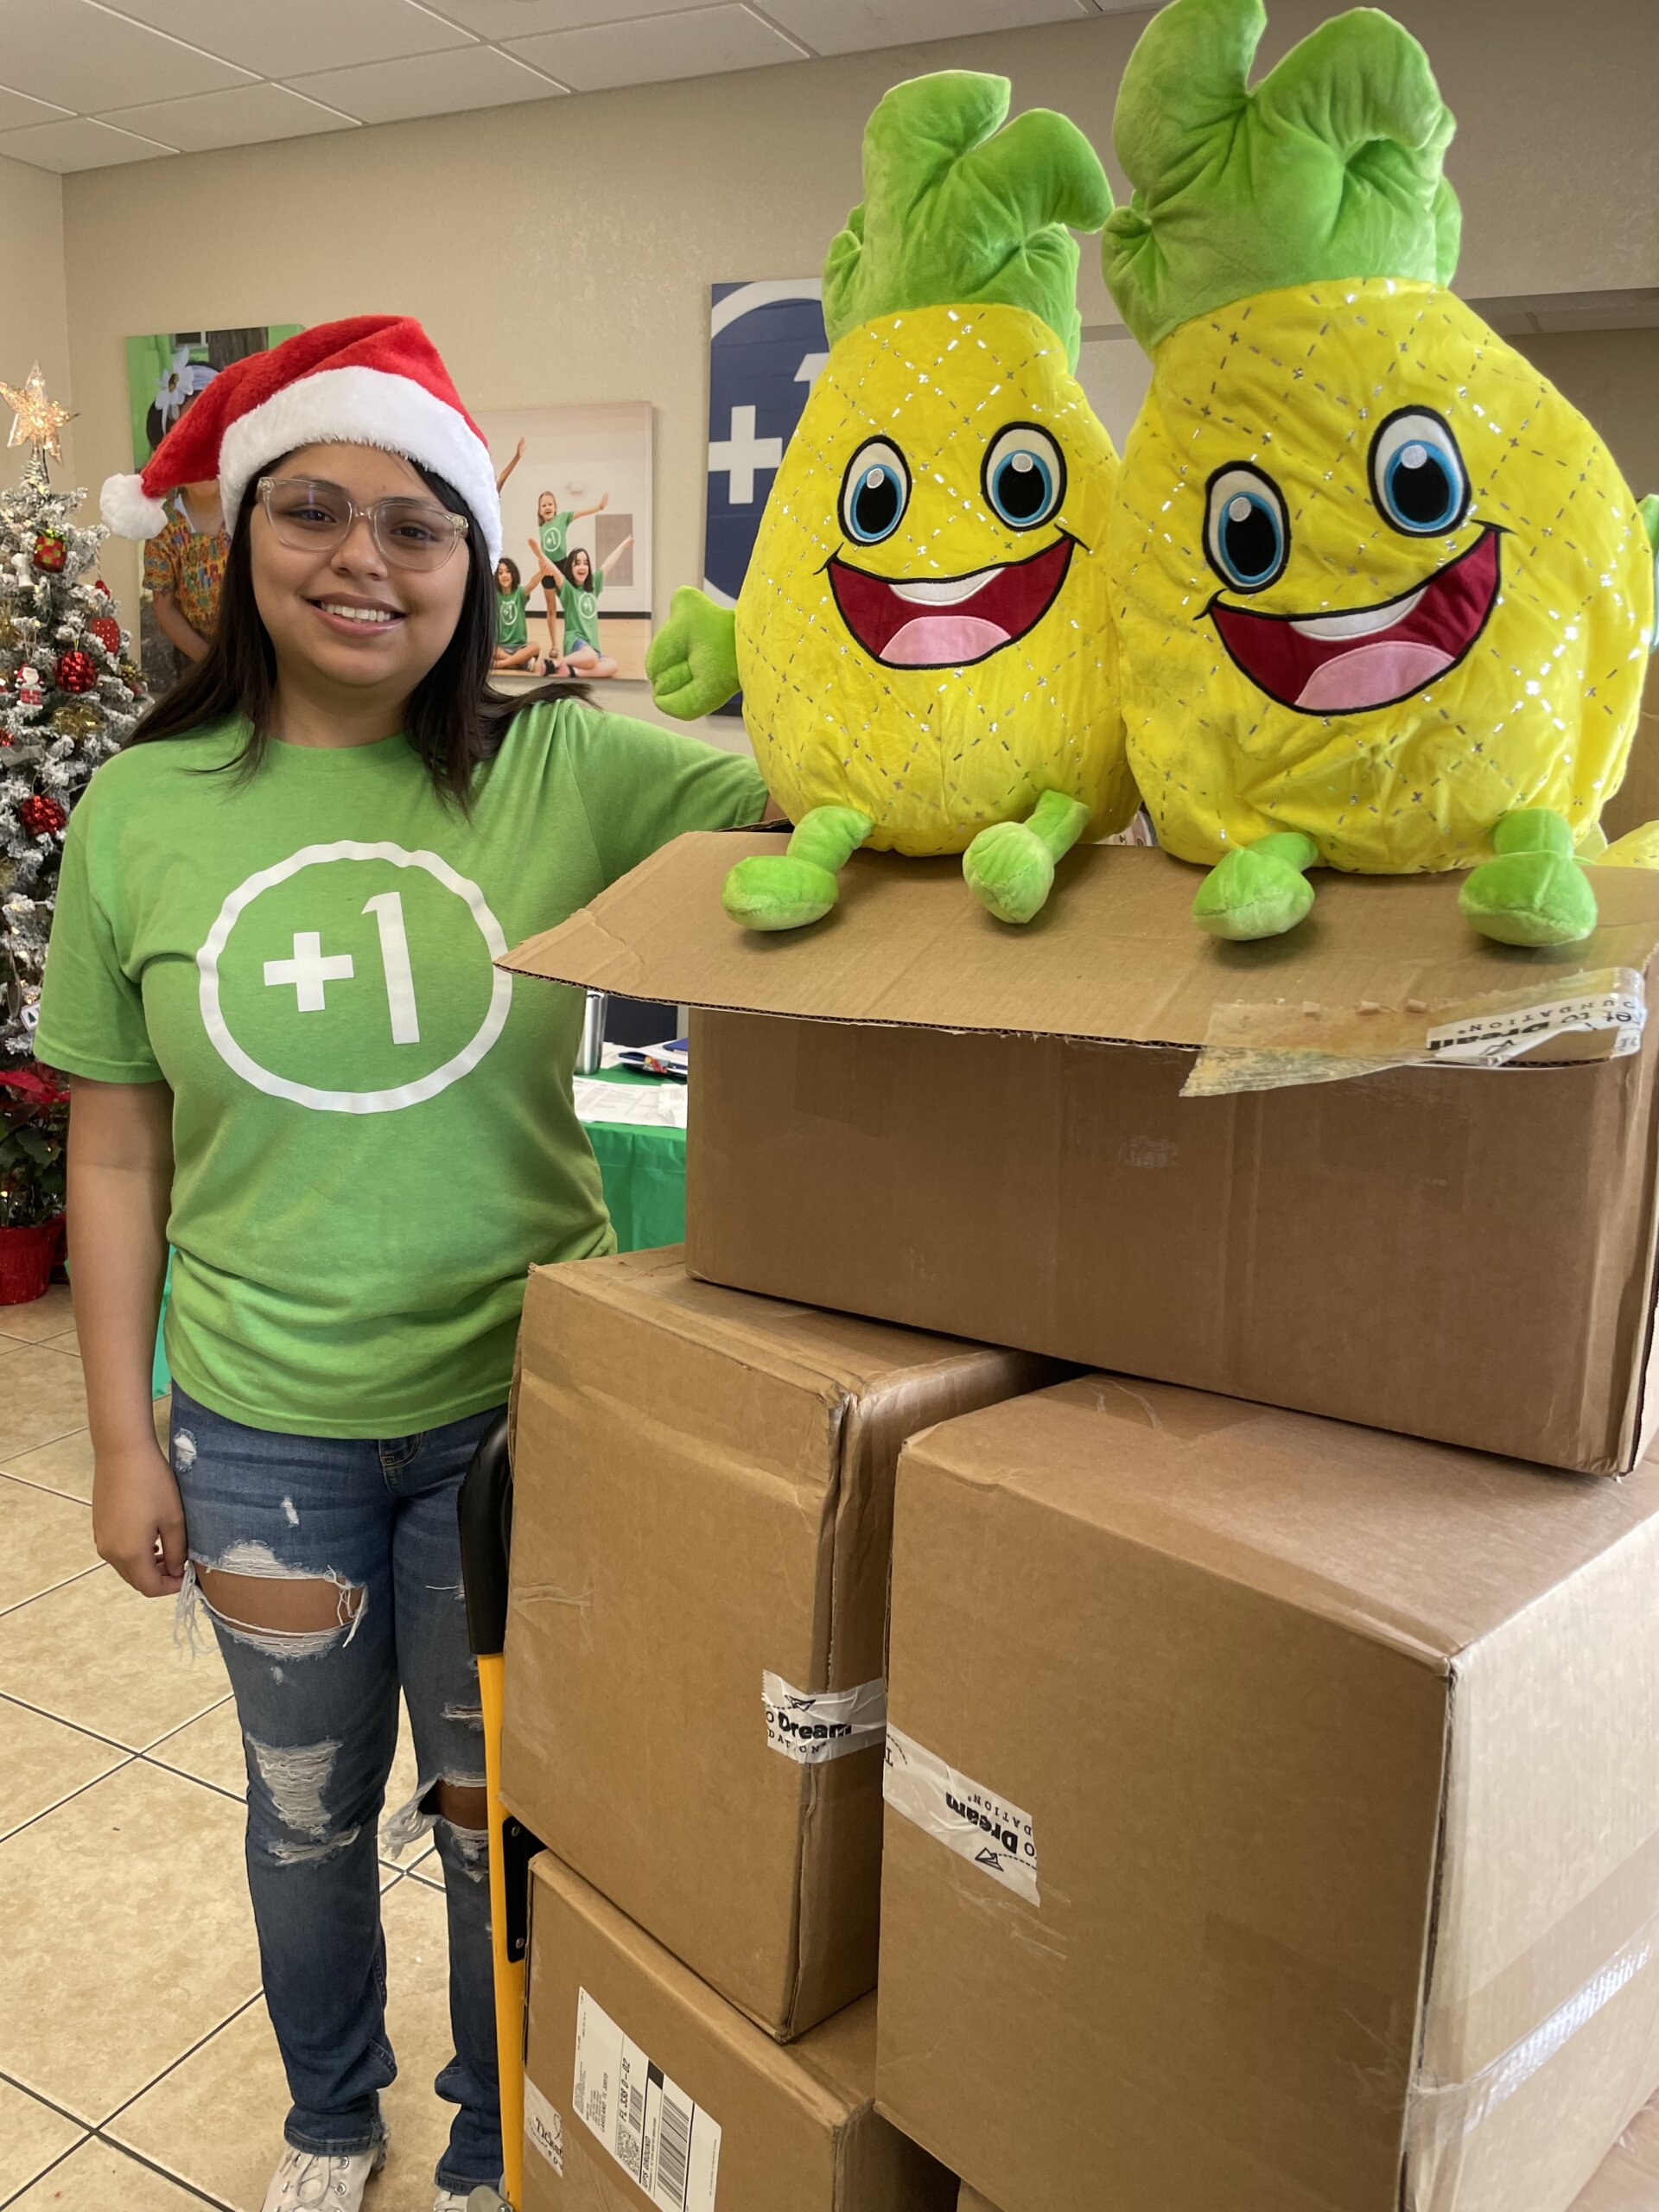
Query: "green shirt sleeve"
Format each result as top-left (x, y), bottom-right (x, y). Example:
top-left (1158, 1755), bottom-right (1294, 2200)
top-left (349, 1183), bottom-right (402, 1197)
top-left (35, 776), bottom-right (165, 1083)
top-left (557, 702), bottom-right (769, 886)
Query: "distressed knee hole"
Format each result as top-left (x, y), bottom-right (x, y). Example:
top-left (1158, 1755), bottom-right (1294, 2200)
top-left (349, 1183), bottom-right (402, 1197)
top-left (433, 1778), bottom-right (488, 1832)
top-left (188, 1544), bottom-right (365, 1659)
top-left (247, 1735), bottom-right (359, 1866)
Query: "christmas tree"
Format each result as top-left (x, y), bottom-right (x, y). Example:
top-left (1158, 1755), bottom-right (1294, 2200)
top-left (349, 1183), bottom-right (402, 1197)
top-left (0, 364), bottom-right (146, 1064)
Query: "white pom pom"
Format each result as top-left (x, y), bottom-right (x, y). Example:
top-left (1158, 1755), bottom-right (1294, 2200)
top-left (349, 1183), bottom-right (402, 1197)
top-left (99, 474), bottom-right (168, 539)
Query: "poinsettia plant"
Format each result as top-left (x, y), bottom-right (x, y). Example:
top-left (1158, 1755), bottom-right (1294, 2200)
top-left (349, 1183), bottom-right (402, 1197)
top-left (0, 1062), bottom-right (68, 1227)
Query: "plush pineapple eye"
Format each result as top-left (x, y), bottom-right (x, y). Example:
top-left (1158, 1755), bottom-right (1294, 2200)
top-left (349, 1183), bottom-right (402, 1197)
top-left (982, 424), bottom-right (1065, 530)
top-left (1205, 464), bottom-right (1289, 593)
top-left (1369, 409), bottom-right (1469, 536)
top-left (840, 439), bottom-right (911, 545)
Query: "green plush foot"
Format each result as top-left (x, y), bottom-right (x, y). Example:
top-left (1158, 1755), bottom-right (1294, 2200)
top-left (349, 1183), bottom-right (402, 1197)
top-left (963, 820), bottom-right (1055, 925)
top-left (1192, 836), bottom-right (1318, 942)
top-left (721, 855), bottom-right (839, 931)
top-left (1459, 809), bottom-right (1598, 947)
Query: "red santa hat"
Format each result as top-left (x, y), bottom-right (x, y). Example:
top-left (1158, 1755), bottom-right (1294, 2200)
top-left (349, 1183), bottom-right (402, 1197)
top-left (100, 315), bottom-right (502, 564)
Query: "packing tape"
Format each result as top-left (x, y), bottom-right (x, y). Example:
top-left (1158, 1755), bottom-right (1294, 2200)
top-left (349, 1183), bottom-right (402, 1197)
top-left (761, 1670), bottom-right (887, 1765)
top-left (1184, 966), bottom-right (1647, 1097)
top-left (882, 1724), bottom-right (1039, 1905)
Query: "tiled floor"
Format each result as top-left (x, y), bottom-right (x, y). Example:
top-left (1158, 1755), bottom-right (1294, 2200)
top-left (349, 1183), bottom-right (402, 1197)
top-left (0, 1286), bottom-right (459, 2211)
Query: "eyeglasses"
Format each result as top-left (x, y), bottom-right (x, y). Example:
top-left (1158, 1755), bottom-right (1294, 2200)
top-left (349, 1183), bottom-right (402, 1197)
top-left (256, 475), bottom-right (469, 572)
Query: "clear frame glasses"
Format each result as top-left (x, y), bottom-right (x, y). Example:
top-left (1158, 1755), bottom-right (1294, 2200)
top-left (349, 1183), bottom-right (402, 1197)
top-left (256, 475), bottom-right (469, 572)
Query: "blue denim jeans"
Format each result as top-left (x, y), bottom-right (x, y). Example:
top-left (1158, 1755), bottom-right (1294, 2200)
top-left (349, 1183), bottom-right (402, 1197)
top-left (168, 1384), bottom-right (503, 2196)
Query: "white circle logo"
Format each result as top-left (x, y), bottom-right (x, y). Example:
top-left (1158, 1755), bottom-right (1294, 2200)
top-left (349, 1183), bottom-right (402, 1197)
top-left (197, 841), bottom-right (512, 1115)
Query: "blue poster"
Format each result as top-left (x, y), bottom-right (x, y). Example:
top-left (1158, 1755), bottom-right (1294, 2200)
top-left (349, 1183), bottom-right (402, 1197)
top-left (702, 280), bottom-right (828, 611)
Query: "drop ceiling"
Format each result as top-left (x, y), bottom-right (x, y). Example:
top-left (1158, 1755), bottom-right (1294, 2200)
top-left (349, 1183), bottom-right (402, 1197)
top-left (0, 0), bottom-right (1143, 173)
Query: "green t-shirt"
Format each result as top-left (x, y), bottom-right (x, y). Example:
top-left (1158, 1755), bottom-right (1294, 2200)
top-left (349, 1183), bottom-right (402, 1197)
top-left (562, 569), bottom-right (602, 654)
top-left (538, 510), bottom-right (574, 566)
top-left (496, 584), bottom-right (527, 650)
top-left (37, 703), bottom-right (766, 1437)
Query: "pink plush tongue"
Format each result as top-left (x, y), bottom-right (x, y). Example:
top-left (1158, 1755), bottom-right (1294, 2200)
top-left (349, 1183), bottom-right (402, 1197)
top-left (1297, 640), bottom-right (1453, 712)
top-left (882, 614), bottom-right (1009, 666)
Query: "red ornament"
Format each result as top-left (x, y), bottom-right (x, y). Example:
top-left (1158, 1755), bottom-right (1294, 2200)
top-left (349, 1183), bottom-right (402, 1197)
top-left (87, 616), bottom-right (121, 657)
top-left (19, 793), bottom-right (67, 838)
top-left (31, 531), bottom-right (66, 574)
top-left (54, 649), bottom-right (97, 695)
top-left (93, 578), bottom-right (112, 596)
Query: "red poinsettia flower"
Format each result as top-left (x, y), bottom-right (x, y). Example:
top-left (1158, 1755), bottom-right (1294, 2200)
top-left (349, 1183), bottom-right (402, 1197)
top-left (0, 1065), bottom-right (70, 1105)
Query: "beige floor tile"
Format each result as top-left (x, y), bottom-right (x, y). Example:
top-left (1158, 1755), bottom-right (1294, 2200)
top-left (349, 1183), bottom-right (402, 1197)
top-left (0, 1340), bottom-right (88, 1459)
top-left (0, 1282), bottom-right (74, 1347)
top-left (0, 1427), bottom-right (95, 1503)
top-left (0, 1758), bottom-right (259, 2123)
top-left (0, 1565), bottom-right (228, 1751)
top-left (0, 1475), bottom-right (99, 1616)
top-left (5, 2135), bottom-right (217, 2209)
top-left (0, 2077), bottom-right (86, 2201)
top-left (112, 1873), bottom-right (460, 2212)
top-left (0, 1693), bottom-right (130, 1841)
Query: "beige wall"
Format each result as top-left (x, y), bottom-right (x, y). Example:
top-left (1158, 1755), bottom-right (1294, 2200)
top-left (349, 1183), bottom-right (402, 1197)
top-left (55, 0), bottom-right (1659, 641)
top-left (0, 152), bottom-right (71, 487)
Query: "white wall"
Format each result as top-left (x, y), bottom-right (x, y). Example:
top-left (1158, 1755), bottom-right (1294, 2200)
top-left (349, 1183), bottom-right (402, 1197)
top-left (0, 152), bottom-right (71, 488)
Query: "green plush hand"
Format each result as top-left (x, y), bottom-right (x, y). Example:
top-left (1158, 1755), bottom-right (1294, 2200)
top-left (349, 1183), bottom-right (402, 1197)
top-left (964, 791), bottom-right (1091, 924)
top-left (1103, 0), bottom-right (1460, 352)
top-left (722, 805), bottom-right (873, 933)
top-left (823, 71), bottom-right (1112, 370)
top-left (1459, 810), bottom-right (1598, 947)
top-left (645, 587), bottom-right (740, 721)
top-left (1642, 495), bottom-right (1658, 653)
top-left (1192, 830), bottom-right (1318, 941)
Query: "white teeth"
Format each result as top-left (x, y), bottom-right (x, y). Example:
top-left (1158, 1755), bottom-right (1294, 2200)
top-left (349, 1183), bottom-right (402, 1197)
top-left (1291, 588), bottom-right (1426, 642)
top-left (888, 567), bottom-right (1003, 606)
top-left (318, 601), bottom-right (397, 625)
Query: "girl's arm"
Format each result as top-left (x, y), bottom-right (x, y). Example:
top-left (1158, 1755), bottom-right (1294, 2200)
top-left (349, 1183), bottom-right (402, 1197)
top-left (598, 534), bottom-right (635, 581)
top-left (570, 491), bottom-right (611, 522)
top-left (496, 436), bottom-right (525, 492)
top-left (68, 1078), bottom-right (185, 1598)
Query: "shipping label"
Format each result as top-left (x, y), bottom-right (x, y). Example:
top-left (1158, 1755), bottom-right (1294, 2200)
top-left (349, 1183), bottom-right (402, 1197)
top-left (573, 1987), bottom-right (721, 2212)
top-left (524, 2075), bottom-right (564, 2175)
top-left (1425, 976), bottom-right (1646, 1065)
top-left (882, 1725), bottom-right (1039, 1904)
top-left (761, 1670), bottom-right (887, 1765)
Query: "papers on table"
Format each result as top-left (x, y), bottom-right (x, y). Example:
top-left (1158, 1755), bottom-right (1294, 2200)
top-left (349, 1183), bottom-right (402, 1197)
top-left (574, 1075), bottom-right (689, 1130)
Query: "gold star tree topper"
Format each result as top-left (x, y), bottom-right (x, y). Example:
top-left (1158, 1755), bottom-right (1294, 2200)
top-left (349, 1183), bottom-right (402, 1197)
top-left (0, 362), bottom-right (74, 464)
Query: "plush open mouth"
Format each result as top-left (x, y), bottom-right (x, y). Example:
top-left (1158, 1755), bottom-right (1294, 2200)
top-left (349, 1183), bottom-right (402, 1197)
top-left (828, 536), bottom-right (1073, 669)
top-left (1208, 527), bottom-right (1501, 714)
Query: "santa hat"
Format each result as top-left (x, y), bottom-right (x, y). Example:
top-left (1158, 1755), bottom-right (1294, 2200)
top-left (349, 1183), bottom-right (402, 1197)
top-left (101, 315), bottom-right (501, 564)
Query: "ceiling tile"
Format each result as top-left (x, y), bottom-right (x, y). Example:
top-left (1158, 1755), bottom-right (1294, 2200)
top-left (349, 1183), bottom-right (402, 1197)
top-left (763, 0), bottom-right (1090, 52)
top-left (424, 0), bottom-right (732, 32)
top-left (100, 0), bottom-right (478, 79)
top-left (504, 3), bottom-right (806, 92)
top-left (0, 0), bottom-right (252, 110)
top-left (0, 85), bottom-right (72, 132)
top-left (96, 82), bottom-right (359, 153)
top-left (0, 115), bottom-right (176, 171)
top-left (284, 46), bottom-right (566, 124)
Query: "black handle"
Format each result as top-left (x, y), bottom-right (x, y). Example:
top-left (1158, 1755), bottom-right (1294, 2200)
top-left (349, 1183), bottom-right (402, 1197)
top-left (458, 1412), bottom-right (512, 1659)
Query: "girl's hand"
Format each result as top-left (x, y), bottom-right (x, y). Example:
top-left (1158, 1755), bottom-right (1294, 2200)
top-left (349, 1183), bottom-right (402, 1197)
top-left (597, 491), bottom-right (609, 511)
top-left (512, 437), bottom-right (525, 463)
top-left (94, 1440), bottom-right (188, 1598)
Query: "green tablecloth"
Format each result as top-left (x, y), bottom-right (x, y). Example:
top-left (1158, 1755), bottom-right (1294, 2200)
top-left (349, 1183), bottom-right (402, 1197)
top-left (151, 1069), bottom-right (687, 1397)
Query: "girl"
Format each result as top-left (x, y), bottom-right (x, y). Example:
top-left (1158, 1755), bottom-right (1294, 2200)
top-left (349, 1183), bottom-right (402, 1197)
top-left (492, 554), bottom-right (559, 675)
top-left (528, 483), bottom-right (607, 578)
top-left (555, 537), bottom-right (632, 679)
top-left (60, 318), bottom-right (769, 2212)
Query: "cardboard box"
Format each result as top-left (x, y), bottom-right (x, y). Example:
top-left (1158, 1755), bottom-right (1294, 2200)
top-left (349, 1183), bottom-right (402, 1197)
top-left (522, 1852), bottom-right (957, 2212)
top-left (875, 1377), bottom-right (1659, 2212)
top-left (503, 835), bottom-right (1659, 1475)
top-left (502, 1249), bottom-right (1050, 2039)
top-left (1572, 2088), bottom-right (1659, 2211)
top-left (957, 2192), bottom-right (996, 2212)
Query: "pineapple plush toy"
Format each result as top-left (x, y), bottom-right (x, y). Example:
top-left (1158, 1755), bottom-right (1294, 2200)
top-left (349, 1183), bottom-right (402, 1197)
top-left (647, 71), bottom-right (1139, 930)
top-left (1103, 0), bottom-right (1659, 946)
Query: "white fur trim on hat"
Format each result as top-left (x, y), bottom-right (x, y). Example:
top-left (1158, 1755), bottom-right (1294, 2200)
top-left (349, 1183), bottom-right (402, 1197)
top-left (100, 472), bottom-right (170, 540)
top-left (218, 365), bottom-right (502, 565)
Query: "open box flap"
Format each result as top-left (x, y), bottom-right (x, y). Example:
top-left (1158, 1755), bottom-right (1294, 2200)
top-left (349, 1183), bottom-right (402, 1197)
top-left (502, 833), bottom-right (1659, 1063)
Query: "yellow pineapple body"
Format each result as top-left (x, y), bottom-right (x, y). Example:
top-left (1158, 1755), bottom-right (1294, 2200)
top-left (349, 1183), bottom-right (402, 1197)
top-left (1108, 278), bottom-right (1656, 873)
top-left (737, 302), bottom-right (1135, 855)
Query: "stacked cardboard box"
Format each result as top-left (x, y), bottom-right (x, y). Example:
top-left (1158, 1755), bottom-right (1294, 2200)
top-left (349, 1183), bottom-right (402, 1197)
top-left (505, 837), bottom-right (1659, 2210)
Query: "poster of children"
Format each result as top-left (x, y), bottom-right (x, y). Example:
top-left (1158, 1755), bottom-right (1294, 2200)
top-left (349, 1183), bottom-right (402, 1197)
top-left (476, 404), bottom-right (652, 683)
top-left (124, 324), bottom-right (303, 685)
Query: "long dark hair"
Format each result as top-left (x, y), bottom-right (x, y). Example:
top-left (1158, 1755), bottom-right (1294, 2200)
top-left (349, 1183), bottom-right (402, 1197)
top-left (560, 547), bottom-right (593, 588)
top-left (495, 555), bottom-right (521, 592)
top-left (130, 457), bottom-right (579, 807)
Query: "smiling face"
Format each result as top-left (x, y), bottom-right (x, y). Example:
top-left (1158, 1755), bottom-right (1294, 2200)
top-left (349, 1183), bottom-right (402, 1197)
top-left (1108, 280), bottom-right (1656, 872)
top-left (249, 442), bottom-right (469, 716)
top-left (567, 549), bottom-right (592, 587)
top-left (537, 492), bottom-right (556, 522)
top-left (735, 302), bottom-right (1135, 855)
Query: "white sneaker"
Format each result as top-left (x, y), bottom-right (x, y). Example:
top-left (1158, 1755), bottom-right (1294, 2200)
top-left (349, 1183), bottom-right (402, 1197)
top-left (262, 2136), bottom-right (387, 2210)
top-left (434, 2193), bottom-right (499, 2211)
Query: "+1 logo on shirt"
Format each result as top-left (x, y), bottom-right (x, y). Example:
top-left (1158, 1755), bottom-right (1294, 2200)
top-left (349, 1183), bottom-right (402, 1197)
top-left (197, 842), bottom-right (512, 1114)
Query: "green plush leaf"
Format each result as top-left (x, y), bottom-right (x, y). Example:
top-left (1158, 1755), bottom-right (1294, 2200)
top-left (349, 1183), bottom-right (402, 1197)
top-left (1103, 0), bottom-right (1460, 353)
top-left (823, 70), bottom-right (1112, 368)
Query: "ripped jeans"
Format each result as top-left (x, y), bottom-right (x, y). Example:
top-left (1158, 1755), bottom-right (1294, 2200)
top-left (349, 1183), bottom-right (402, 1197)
top-left (168, 1384), bottom-right (502, 2196)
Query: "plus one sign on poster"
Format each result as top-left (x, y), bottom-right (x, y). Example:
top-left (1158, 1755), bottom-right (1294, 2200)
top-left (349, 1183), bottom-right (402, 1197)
top-left (702, 280), bottom-right (829, 626)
